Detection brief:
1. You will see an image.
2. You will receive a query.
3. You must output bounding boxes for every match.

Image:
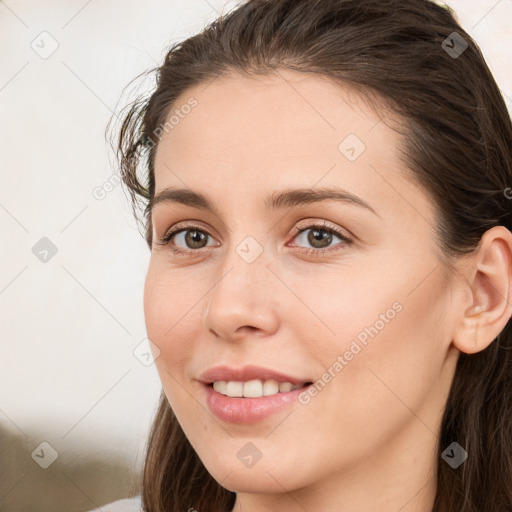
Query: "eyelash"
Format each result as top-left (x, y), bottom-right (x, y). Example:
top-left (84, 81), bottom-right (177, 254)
top-left (155, 221), bottom-right (353, 257)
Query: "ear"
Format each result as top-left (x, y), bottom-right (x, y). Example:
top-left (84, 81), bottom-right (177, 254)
top-left (452, 226), bottom-right (512, 355)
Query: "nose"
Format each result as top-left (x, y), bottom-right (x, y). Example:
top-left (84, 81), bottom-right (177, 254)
top-left (203, 241), bottom-right (280, 342)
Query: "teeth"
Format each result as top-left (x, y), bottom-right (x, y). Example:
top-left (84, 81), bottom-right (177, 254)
top-left (226, 381), bottom-right (243, 397)
top-left (263, 379), bottom-right (279, 396)
top-left (279, 382), bottom-right (293, 392)
top-left (213, 381), bottom-right (228, 394)
top-left (243, 379), bottom-right (263, 397)
top-left (212, 379), bottom-right (303, 398)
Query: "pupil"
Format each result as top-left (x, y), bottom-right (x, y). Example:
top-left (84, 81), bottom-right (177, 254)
top-left (187, 230), bottom-right (206, 248)
top-left (309, 228), bottom-right (331, 248)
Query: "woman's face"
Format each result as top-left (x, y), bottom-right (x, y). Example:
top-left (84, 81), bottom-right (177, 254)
top-left (144, 70), bottom-right (460, 502)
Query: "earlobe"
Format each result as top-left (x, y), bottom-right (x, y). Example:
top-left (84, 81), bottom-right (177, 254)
top-left (451, 226), bottom-right (512, 355)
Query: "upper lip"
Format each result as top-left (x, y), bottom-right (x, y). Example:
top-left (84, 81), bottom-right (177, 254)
top-left (198, 364), bottom-right (312, 386)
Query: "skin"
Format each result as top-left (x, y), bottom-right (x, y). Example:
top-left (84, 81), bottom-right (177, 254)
top-left (144, 69), bottom-right (512, 511)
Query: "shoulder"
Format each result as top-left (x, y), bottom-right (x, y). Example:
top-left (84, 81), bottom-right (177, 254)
top-left (86, 495), bottom-right (142, 512)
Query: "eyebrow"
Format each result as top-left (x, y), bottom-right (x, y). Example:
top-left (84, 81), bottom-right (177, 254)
top-left (152, 186), bottom-right (380, 217)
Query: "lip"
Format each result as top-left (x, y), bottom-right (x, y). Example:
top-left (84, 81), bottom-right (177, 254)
top-left (202, 381), bottom-right (312, 424)
top-left (198, 364), bottom-right (310, 386)
top-left (198, 364), bottom-right (313, 424)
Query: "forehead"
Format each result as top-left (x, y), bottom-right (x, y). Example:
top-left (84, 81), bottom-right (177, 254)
top-left (152, 69), bottom-right (430, 221)
top-left (155, 69), bottom-right (392, 166)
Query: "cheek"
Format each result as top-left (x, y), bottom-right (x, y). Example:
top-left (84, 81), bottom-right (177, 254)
top-left (143, 260), bottom-right (206, 338)
top-left (287, 262), bottom-right (407, 374)
top-left (308, 251), bottom-right (449, 371)
top-left (297, 260), bottom-right (450, 435)
top-left (143, 265), bottom-right (201, 380)
top-left (144, 268), bottom-right (207, 431)
top-left (322, 281), bottom-right (448, 438)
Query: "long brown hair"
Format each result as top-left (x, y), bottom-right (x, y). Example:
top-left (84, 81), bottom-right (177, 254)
top-left (108, 0), bottom-right (512, 510)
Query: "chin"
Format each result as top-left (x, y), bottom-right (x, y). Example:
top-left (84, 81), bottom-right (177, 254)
top-left (213, 468), bottom-right (297, 494)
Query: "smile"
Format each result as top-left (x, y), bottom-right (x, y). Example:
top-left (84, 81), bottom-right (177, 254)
top-left (212, 379), bottom-right (306, 398)
top-left (203, 381), bottom-right (313, 424)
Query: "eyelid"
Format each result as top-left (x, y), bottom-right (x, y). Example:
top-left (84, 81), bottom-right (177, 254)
top-left (157, 221), bottom-right (219, 247)
top-left (158, 219), bottom-right (213, 239)
top-left (291, 219), bottom-right (352, 240)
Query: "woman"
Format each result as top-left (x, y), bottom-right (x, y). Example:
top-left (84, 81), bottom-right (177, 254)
top-left (98, 0), bottom-right (512, 510)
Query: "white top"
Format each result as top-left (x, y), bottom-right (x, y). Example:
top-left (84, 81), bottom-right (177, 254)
top-left (86, 495), bottom-right (142, 512)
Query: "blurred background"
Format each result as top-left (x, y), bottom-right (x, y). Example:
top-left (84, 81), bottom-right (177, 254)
top-left (0, 0), bottom-right (510, 511)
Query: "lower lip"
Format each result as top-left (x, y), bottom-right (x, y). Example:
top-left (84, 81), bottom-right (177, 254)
top-left (203, 383), bottom-right (311, 424)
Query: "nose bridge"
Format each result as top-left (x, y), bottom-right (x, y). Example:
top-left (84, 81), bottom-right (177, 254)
top-left (211, 233), bottom-right (270, 307)
top-left (203, 232), bottom-right (280, 337)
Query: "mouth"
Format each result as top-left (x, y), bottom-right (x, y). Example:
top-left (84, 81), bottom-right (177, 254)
top-left (202, 380), bottom-right (315, 424)
top-left (198, 364), bottom-right (315, 423)
top-left (207, 379), bottom-right (314, 398)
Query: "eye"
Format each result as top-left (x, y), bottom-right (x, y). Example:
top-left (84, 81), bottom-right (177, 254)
top-left (154, 220), bottom-right (353, 257)
top-left (288, 221), bottom-right (353, 256)
top-left (154, 223), bottom-right (218, 255)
